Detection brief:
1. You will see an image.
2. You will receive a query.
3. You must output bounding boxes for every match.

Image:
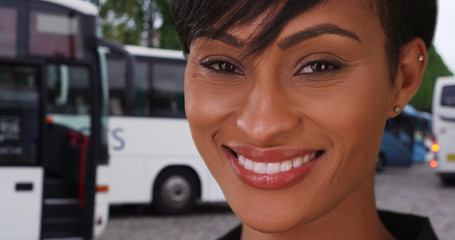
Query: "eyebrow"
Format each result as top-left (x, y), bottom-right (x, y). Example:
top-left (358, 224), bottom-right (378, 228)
top-left (203, 23), bottom-right (360, 50)
top-left (278, 24), bottom-right (361, 50)
top-left (206, 32), bottom-right (246, 49)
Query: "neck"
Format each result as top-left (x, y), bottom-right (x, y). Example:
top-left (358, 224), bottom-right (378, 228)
top-left (241, 173), bottom-right (395, 240)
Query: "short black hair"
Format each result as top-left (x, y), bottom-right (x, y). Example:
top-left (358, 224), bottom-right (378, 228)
top-left (171, 0), bottom-right (437, 78)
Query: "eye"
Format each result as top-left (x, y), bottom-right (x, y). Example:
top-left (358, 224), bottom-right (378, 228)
top-left (200, 58), bottom-right (244, 75)
top-left (296, 60), bottom-right (343, 75)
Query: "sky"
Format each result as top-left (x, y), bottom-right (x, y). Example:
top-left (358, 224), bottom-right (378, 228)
top-left (434, 0), bottom-right (455, 73)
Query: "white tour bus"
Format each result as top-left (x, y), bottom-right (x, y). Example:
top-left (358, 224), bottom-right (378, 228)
top-left (432, 77), bottom-right (455, 184)
top-left (0, 0), bottom-right (130, 239)
top-left (106, 45), bottom-right (225, 214)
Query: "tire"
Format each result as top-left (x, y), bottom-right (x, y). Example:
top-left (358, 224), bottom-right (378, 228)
top-left (152, 168), bottom-right (199, 215)
top-left (441, 175), bottom-right (455, 186)
top-left (376, 154), bottom-right (385, 172)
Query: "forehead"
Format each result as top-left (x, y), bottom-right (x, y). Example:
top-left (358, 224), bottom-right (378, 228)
top-left (230, 0), bottom-right (377, 41)
top-left (197, 0), bottom-right (382, 56)
top-left (281, 1), bottom-right (379, 39)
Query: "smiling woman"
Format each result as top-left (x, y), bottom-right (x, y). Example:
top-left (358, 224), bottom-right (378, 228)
top-left (171, 0), bottom-right (438, 239)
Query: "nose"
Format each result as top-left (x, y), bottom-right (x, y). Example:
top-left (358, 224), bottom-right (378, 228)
top-left (236, 80), bottom-right (300, 144)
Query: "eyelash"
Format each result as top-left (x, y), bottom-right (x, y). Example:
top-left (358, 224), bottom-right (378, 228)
top-left (295, 59), bottom-right (345, 76)
top-left (200, 57), bottom-right (345, 77)
top-left (200, 58), bottom-right (244, 75)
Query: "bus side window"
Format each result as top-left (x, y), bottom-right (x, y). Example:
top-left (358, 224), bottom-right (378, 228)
top-left (107, 57), bottom-right (126, 116)
top-left (150, 61), bottom-right (186, 118)
top-left (134, 61), bottom-right (149, 116)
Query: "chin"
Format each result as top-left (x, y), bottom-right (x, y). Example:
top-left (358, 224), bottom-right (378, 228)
top-left (227, 187), bottom-right (327, 236)
top-left (239, 209), bottom-right (321, 237)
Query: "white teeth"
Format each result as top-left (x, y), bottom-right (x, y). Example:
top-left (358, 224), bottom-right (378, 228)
top-left (303, 154), bottom-right (310, 164)
top-left (266, 162), bottom-right (280, 174)
top-left (293, 157), bottom-right (303, 168)
top-left (280, 160), bottom-right (292, 172)
top-left (244, 159), bottom-right (253, 170)
top-left (239, 155), bottom-right (246, 165)
top-left (237, 152), bottom-right (320, 174)
top-left (253, 162), bottom-right (266, 174)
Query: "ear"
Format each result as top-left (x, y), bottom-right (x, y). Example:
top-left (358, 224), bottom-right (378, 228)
top-left (390, 38), bottom-right (428, 117)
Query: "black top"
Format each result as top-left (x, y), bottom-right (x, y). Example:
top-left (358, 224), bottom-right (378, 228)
top-left (217, 210), bottom-right (438, 240)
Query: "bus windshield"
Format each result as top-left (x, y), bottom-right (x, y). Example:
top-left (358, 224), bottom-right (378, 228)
top-left (29, 10), bottom-right (84, 59)
top-left (0, 6), bottom-right (17, 57)
top-left (441, 85), bottom-right (455, 107)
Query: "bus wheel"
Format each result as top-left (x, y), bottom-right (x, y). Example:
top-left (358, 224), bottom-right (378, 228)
top-left (152, 168), bottom-right (198, 215)
top-left (441, 175), bottom-right (455, 186)
top-left (376, 154), bottom-right (385, 172)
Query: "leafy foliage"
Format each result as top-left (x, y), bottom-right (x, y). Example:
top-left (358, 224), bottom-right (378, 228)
top-left (410, 45), bottom-right (453, 113)
top-left (89, 0), bottom-right (146, 45)
top-left (87, 0), bottom-right (181, 49)
top-left (154, 0), bottom-right (182, 50)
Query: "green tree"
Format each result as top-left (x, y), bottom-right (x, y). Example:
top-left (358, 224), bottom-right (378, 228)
top-left (89, 0), bottom-right (147, 45)
top-left (87, 0), bottom-right (181, 49)
top-left (410, 45), bottom-right (453, 113)
top-left (154, 0), bottom-right (182, 50)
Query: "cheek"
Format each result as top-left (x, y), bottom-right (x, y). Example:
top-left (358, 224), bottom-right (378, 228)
top-left (184, 70), bottom-right (244, 194)
top-left (184, 68), bottom-right (247, 133)
top-left (184, 69), bottom-right (242, 165)
top-left (315, 71), bottom-right (393, 174)
top-left (185, 79), bottom-right (229, 133)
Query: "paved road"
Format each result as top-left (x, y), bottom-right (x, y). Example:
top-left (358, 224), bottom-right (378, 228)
top-left (97, 203), bottom-right (239, 240)
top-left (375, 163), bottom-right (455, 240)
top-left (97, 163), bottom-right (454, 240)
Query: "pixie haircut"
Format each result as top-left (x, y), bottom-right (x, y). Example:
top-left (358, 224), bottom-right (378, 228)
top-left (171, 0), bottom-right (437, 79)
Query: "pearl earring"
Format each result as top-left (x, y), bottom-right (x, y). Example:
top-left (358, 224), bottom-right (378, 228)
top-left (394, 106), bottom-right (401, 113)
top-left (418, 55), bottom-right (424, 62)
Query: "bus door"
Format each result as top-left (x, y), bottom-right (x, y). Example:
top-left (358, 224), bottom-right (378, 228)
top-left (42, 62), bottom-right (97, 239)
top-left (1, 0), bottom-right (104, 238)
top-left (0, 59), bottom-right (43, 240)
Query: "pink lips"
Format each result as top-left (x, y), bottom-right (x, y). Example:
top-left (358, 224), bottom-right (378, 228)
top-left (224, 146), bottom-right (323, 189)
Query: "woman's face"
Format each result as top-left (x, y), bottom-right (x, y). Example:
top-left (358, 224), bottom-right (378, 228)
top-left (185, 0), bottom-right (396, 233)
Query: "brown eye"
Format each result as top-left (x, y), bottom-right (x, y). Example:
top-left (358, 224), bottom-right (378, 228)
top-left (295, 59), bottom-right (346, 76)
top-left (300, 61), bottom-right (336, 74)
top-left (212, 62), bottom-right (238, 73)
top-left (200, 58), bottom-right (244, 75)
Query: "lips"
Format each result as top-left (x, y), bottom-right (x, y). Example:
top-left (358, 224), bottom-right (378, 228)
top-left (224, 146), bottom-right (324, 189)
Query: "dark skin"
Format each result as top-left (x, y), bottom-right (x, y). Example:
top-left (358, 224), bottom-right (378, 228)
top-left (184, 0), bottom-right (427, 239)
